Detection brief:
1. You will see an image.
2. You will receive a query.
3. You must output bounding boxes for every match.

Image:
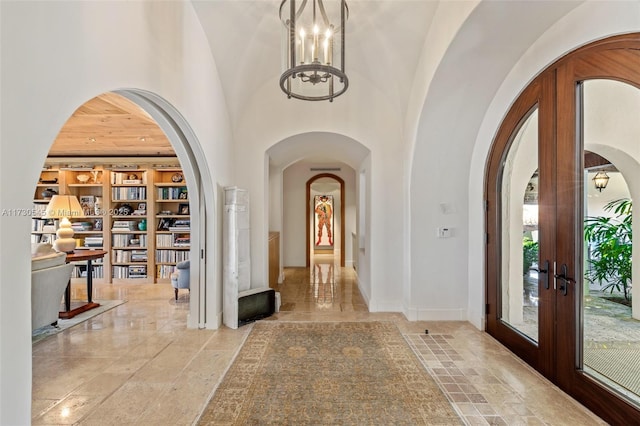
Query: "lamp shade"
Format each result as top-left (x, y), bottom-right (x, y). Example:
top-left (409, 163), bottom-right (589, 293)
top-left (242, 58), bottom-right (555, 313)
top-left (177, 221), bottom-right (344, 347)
top-left (44, 195), bottom-right (84, 219)
top-left (44, 195), bottom-right (84, 253)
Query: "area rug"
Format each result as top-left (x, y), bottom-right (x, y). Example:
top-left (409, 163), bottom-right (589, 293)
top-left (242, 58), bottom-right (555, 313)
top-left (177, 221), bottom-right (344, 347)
top-left (32, 299), bottom-right (126, 344)
top-left (198, 321), bottom-right (462, 425)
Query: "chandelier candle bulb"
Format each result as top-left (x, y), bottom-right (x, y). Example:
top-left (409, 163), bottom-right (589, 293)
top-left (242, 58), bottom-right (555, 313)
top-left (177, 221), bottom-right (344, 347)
top-left (313, 25), bottom-right (319, 61)
top-left (299, 29), bottom-right (305, 63)
top-left (323, 39), bottom-right (329, 64)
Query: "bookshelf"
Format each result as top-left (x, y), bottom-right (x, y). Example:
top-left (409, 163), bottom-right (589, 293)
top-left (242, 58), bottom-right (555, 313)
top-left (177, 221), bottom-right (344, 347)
top-left (153, 168), bottom-right (191, 282)
top-left (31, 159), bottom-right (190, 284)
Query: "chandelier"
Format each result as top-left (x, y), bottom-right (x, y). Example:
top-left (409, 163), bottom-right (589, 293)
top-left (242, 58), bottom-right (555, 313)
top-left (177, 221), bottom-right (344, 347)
top-left (279, 0), bottom-right (348, 102)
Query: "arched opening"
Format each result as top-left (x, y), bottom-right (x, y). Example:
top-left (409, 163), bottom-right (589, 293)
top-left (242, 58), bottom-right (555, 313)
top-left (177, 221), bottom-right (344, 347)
top-left (485, 34), bottom-right (640, 422)
top-left (306, 173), bottom-right (345, 267)
top-left (29, 90), bottom-right (216, 332)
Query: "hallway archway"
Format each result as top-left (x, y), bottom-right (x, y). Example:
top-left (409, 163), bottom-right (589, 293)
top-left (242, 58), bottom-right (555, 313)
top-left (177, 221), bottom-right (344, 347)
top-left (306, 173), bottom-right (345, 267)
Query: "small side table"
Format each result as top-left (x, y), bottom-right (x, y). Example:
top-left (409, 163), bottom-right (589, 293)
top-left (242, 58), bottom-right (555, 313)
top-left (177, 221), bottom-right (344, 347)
top-left (59, 250), bottom-right (107, 319)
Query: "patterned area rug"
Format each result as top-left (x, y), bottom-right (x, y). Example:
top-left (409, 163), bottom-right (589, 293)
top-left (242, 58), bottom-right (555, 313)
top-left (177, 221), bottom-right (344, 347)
top-left (198, 321), bottom-right (462, 425)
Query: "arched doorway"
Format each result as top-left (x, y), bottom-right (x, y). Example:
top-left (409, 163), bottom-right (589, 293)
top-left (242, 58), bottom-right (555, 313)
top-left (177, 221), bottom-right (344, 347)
top-left (32, 90), bottom-right (216, 330)
top-left (306, 173), bottom-right (345, 267)
top-left (485, 34), bottom-right (640, 422)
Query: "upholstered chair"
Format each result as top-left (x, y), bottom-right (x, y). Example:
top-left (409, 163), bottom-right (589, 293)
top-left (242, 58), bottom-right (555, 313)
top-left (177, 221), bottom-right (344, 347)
top-left (170, 260), bottom-right (190, 301)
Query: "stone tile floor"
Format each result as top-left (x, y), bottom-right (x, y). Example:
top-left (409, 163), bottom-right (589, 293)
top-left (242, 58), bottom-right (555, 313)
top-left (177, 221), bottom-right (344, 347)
top-left (31, 261), bottom-right (611, 425)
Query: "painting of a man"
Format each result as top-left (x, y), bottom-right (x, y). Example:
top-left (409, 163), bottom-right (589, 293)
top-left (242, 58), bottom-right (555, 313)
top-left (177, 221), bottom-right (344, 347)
top-left (314, 195), bottom-right (333, 246)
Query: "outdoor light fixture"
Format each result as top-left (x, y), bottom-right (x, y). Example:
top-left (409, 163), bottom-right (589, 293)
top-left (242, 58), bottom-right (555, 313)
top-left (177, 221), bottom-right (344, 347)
top-left (593, 171), bottom-right (610, 192)
top-left (279, 0), bottom-right (348, 101)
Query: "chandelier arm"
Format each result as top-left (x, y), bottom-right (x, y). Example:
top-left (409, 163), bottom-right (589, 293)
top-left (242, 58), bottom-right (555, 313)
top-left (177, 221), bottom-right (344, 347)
top-left (289, 0), bottom-right (296, 69)
top-left (295, 0), bottom-right (308, 21)
top-left (341, 0), bottom-right (346, 74)
top-left (318, 0), bottom-right (330, 26)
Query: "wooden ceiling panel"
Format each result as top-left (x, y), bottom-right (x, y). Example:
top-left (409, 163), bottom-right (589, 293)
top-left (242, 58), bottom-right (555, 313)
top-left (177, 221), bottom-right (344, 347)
top-left (48, 92), bottom-right (175, 157)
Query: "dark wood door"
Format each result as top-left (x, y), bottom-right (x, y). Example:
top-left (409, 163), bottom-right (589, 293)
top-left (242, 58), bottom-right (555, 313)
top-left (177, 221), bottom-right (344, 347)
top-left (485, 71), bottom-right (556, 378)
top-left (486, 34), bottom-right (640, 423)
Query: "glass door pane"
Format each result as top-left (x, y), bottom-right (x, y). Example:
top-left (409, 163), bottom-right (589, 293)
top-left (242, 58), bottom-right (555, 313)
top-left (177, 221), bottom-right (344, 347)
top-left (581, 79), bottom-right (640, 405)
top-left (500, 109), bottom-right (539, 342)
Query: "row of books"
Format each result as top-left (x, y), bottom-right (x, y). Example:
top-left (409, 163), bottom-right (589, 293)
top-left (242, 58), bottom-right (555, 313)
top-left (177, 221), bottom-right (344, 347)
top-left (112, 249), bottom-right (147, 263)
top-left (112, 265), bottom-right (147, 279)
top-left (32, 218), bottom-right (58, 232)
top-left (172, 234), bottom-right (190, 247)
top-left (155, 234), bottom-right (190, 248)
top-left (111, 171), bottom-right (148, 185)
top-left (157, 265), bottom-right (176, 279)
top-left (71, 264), bottom-right (104, 279)
top-left (111, 187), bottom-right (146, 200)
top-left (112, 234), bottom-right (147, 248)
top-left (112, 220), bottom-right (138, 231)
top-left (169, 219), bottom-right (190, 233)
top-left (157, 187), bottom-right (188, 200)
top-left (83, 236), bottom-right (104, 247)
top-left (155, 250), bottom-right (190, 263)
top-left (31, 234), bottom-right (57, 244)
top-left (71, 221), bottom-right (93, 231)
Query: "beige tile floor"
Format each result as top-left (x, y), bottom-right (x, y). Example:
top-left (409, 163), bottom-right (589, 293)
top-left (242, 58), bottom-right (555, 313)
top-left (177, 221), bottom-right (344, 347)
top-left (32, 258), bottom-right (606, 425)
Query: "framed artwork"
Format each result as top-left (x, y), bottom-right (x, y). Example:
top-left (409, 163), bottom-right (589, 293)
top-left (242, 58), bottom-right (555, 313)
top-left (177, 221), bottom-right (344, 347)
top-left (178, 203), bottom-right (190, 215)
top-left (79, 195), bottom-right (95, 215)
top-left (157, 217), bottom-right (172, 231)
top-left (313, 195), bottom-right (334, 247)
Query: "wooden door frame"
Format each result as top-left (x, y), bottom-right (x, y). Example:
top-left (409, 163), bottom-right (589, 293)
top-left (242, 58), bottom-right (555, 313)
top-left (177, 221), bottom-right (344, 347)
top-left (306, 173), bottom-right (345, 267)
top-left (485, 33), bottom-right (640, 423)
top-left (554, 35), bottom-right (640, 423)
top-left (485, 72), bottom-right (556, 376)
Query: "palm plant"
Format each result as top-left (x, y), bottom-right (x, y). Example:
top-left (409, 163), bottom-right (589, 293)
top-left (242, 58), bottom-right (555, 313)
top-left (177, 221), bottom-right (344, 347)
top-left (584, 198), bottom-right (632, 300)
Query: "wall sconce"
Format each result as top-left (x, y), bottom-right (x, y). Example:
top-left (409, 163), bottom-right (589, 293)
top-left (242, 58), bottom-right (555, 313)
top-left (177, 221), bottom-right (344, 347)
top-left (593, 171), bottom-right (609, 192)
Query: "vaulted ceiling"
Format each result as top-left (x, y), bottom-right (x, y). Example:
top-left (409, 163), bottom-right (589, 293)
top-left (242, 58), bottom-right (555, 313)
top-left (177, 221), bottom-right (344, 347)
top-left (49, 1), bottom-right (438, 159)
top-left (192, 0), bottom-right (438, 123)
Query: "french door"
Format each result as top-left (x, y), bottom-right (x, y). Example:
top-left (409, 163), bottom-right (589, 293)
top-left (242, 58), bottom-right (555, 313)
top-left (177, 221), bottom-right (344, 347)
top-left (486, 34), bottom-right (640, 423)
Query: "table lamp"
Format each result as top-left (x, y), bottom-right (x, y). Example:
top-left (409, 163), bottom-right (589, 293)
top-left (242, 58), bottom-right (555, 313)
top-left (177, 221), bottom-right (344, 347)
top-left (44, 195), bottom-right (85, 253)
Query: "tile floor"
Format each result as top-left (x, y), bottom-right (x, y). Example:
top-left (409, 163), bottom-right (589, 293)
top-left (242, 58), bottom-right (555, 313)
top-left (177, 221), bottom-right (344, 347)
top-left (32, 258), bottom-right (607, 425)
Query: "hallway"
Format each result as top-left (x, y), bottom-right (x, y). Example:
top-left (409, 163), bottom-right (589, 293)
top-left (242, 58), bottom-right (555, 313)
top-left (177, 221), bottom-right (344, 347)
top-left (31, 261), bottom-right (605, 425)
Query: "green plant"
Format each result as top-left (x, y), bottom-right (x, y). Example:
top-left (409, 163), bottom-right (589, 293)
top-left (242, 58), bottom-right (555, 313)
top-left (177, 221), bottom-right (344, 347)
top-left (523, 236), bottom-right (539, 275)
top-left (584, 198), bottom-right (632, 300)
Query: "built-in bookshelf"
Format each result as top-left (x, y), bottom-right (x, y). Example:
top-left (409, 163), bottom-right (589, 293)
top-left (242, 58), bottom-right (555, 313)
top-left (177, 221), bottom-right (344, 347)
top-left (153, 168), bottom-right (190, 281)
top-left (31, 159), bottom-right (190, 284)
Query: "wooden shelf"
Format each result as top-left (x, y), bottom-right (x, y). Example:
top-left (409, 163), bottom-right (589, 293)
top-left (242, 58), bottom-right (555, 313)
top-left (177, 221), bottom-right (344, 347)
top-left (33, 161), bottom-right (190, 284)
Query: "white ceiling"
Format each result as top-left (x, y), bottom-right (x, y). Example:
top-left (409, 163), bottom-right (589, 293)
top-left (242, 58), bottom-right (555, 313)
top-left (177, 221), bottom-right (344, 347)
top-left (192, 0), bottom-right (438, 123)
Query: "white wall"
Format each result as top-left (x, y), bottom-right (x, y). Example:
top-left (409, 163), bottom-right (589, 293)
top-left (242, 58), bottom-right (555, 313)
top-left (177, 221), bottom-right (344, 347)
top-left (0, 2), bottom-right (233, 423)
top-left (239, 70), bottom-right (404, 311)
top-left (410, 0), bottom-right (586, 324)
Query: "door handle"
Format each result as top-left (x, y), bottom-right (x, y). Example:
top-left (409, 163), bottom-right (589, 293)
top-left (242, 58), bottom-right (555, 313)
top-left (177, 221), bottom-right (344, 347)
top-left (554, 263), bottom-right (574, 296)
top-left (533, 260), bottom-right (550, 289)
top-left (535, 260), bottom-right (550, 290)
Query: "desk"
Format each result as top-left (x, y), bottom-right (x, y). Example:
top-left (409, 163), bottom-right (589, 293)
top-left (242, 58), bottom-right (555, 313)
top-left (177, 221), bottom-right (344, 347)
top-left (59, 250), bottom-right (107, 319)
